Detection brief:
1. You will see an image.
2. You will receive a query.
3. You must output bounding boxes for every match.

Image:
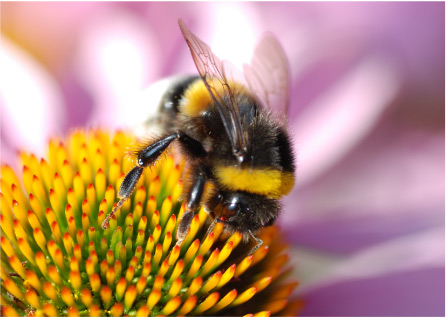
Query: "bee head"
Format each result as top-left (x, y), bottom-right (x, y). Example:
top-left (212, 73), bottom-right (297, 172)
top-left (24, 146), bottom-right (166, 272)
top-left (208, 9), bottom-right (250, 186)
top-left (207, 191), bottom-right (280, 240)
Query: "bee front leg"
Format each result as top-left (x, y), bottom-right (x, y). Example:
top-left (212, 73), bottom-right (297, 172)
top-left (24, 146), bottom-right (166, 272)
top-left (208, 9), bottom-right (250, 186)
top-left (102, 166), bottom-right (144, 229)
top-left (102, 133), bottom-right (180, 229)
top-left (103, 131), bottom-right (206, 230)
top-left (176, 169), bottom-right (206, 247)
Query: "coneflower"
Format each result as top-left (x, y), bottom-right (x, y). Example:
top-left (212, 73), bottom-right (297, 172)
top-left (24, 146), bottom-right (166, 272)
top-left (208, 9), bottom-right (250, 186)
top-left (1, 129), bottom-right (300, 316)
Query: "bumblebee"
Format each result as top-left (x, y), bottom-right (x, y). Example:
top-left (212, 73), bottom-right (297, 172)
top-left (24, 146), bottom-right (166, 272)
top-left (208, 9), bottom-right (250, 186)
top-left (103, 19), bottom-right (295, 254)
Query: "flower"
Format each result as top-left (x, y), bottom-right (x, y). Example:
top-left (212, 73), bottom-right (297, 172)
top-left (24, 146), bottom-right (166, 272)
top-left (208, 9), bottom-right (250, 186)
top-left (0, 129), bottom-right (300, 316)
top-left (1, 3), bottom-right (444, 316)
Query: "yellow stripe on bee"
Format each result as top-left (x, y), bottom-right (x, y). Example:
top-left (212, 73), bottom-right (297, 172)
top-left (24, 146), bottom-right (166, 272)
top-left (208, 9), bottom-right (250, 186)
top-left (215, 166), bottom-right (294, 198)
top-left (180, 79), bottom-right (248, 117)
top-left (180, 80), bottom-right (212, 117)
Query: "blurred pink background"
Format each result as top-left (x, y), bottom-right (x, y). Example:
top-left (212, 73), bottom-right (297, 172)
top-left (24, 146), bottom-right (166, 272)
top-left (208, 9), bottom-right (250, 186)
top-left (1, 2), bottom-right (444, 316)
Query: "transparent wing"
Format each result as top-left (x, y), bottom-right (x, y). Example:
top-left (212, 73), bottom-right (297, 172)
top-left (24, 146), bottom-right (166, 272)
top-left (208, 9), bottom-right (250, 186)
top-left (178, 19), bottom-right (247, 158)
top-left (243, 33), bottom-right (290, 123)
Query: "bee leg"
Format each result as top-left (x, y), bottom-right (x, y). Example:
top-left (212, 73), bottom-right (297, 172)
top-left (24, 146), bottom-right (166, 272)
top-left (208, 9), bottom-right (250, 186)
top-left (175, 169), bottom-right (206, 247)
top-left (102, 166), bottom-right (144, 229)
top-left (137, 133), bottom-right (179, 167)
top-left (137, 131), bottom-right (206, 168)
top-left (102, 132), bottom-right (205, 230)
top-left (248, 230), bottom-right (263, 255)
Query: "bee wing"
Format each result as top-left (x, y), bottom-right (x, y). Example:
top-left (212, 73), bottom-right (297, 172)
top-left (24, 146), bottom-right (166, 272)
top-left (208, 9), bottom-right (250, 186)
top-left (243, 33), bottom-right (290, 123)
top-left (178, 19), bottom-right (247, 157)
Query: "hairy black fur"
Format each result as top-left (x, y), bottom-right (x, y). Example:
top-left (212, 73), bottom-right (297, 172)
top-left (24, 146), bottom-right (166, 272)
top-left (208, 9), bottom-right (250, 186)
top-left (156, 77), bottom-right (295, 240)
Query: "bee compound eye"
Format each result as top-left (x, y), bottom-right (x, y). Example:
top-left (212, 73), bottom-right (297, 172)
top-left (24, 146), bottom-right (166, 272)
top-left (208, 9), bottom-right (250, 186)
top-left (227, 201), bottom-right (241, 214)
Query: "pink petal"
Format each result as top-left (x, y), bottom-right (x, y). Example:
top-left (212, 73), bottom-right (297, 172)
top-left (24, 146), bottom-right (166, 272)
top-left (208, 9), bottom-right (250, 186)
top-left (292, 228), bottom-right (444, 293)
top-left (1, 39), bottom-right (65, 165)
top-left (291, 56), bottom-right (400, 187)
top-left (75, 8), bottom-right (162, 128)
